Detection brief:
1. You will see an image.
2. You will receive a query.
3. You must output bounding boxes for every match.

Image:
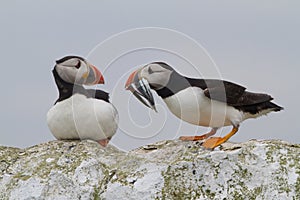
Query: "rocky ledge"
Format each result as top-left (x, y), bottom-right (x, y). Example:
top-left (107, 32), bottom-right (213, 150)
top-left (0, 139), bottom-right (299, 199)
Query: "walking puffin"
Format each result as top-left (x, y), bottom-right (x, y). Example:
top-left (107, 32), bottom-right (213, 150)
top-left (47, 56), bottom-right (118, 147)
top-left (125, 62), bottom-right (283, 149)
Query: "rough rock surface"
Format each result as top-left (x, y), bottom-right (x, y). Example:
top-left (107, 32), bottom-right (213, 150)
top-left (0, 139), bottom-right (299, 200)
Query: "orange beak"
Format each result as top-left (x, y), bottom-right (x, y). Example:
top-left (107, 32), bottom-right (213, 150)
top-left (91, 65), bottom-right (105, 84)
top-left (125, 69), bottom-right (139, 90)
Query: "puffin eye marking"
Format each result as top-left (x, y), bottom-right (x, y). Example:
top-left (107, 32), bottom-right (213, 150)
top-left (74, 61), bottom-right (81, 69)
top-left (148, 67), bottom-right (154, 74)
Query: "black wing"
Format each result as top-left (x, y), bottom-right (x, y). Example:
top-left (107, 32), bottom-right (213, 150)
top-left (86, 89), bottom-right (110, 103)
top-left (187, 78), bottom-right (272, 106)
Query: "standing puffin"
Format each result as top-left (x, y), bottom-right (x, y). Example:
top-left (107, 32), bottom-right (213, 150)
top-left (125, 62), bottom-right (283, 149)
top-left (47, 56), bottom-right (118, 147)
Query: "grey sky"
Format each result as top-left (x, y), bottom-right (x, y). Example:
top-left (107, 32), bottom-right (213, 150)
top-left (1, 1), bottom-right (299, 151)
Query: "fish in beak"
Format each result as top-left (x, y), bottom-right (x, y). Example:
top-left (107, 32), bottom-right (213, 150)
top-left (125, 69), bottom-right (157, 112)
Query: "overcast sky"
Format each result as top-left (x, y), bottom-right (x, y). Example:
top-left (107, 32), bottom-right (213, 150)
top-left (1, 1), bottom-right (299, 151)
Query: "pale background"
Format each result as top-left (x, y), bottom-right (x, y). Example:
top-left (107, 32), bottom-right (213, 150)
top-left (1, 1), bottom-right (299, 151)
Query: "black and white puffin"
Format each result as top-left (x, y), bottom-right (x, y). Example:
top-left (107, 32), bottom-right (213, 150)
top-left (125, 62), bottom-right (283, 149)
top-left (47, 56), bottom-right (118, 147)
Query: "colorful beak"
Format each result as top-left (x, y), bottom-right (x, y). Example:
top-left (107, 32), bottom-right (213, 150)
top-left (84, 64), bottom-right (105, 85)
top-left (91, 65), bottom-right (105, 84)
top-left (125, 69), bottom-right (157, 112)
top-left (125, 70), bottom-right (139, 90)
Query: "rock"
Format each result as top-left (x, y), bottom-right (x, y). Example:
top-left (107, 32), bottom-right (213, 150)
top-left (0, 139), bottom-right (299, 199)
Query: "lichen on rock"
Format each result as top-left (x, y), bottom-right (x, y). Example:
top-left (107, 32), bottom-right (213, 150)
top-left (0, 139), bottom-right (299, 199)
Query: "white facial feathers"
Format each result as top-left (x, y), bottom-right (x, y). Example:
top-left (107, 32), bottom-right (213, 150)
top-left (55, 58), bottom-right (90, 85)
top-left (139, 63), bottom-right (173, 90)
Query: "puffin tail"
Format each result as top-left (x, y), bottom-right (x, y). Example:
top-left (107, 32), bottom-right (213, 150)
top-left (268, 102), bottom-right (284, 112)
top-left (254, 101), bottom-right (283, 114)
top-left (235, 101), bottom-right (283, 115)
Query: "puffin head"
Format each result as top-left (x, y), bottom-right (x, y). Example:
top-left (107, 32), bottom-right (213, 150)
top-left (55, 56), bottom-right (104, 85)
top-left (125, 62), bottom-right (174, 111)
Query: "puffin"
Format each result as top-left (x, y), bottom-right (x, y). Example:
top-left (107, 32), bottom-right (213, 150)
top-left (125, 62), bottom-right (283, 149)
top-left (47, 56), bottom-right (118, 147)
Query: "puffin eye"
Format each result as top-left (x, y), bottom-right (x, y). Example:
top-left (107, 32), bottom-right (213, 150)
top-left (148, 67), bottom-right (154, 74)
top-left (74, 61), bottom-right (81, 69)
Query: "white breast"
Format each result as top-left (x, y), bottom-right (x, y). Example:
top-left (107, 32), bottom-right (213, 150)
top-left (47, 94), bottom-right (118, 141)
top-left (163, 87), bottom-right (244, 128)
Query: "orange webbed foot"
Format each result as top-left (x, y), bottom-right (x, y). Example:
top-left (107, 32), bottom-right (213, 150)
top-left (202, 137), bottom-right (225, 149)
top-left (202, 127), bottom-right (239, 149)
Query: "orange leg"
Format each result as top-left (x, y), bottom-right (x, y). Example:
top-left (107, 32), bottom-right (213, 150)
top-left (202, 126), bottom-right (239, 149)
top-left (179, 128), bottom-right (218, 141)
